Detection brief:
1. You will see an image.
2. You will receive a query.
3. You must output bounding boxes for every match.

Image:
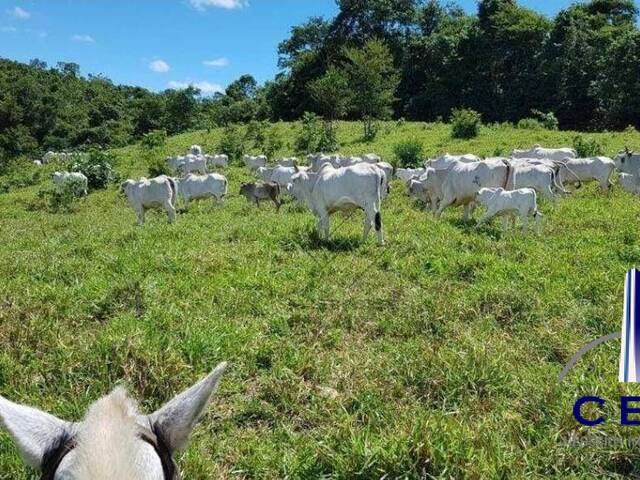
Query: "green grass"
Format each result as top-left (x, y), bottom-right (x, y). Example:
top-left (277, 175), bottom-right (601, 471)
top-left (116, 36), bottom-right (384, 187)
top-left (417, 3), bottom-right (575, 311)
top-left (1, 122), bottom-right (640, 479)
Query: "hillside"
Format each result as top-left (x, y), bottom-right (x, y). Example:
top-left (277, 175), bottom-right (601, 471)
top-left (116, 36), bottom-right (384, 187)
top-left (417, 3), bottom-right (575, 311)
top-left (1, 122), bottom-right (640, 478)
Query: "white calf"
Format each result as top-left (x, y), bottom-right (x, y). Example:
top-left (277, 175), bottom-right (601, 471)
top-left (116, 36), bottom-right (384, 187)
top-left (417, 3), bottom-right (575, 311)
top-left (51, 171), bottom-right (89, 196)
top-left (121, 176), bottom-right (177, 225)
top-left (205, 154), bottom-right (228, 168)
top-left (178, 155), bottom-right (208, 175)
top-left (177, 174), bottom-right (227, 206)
top-left (243, 155), bottom-right (267, 171)
top-left (475, 187), bottom-right (542, 234)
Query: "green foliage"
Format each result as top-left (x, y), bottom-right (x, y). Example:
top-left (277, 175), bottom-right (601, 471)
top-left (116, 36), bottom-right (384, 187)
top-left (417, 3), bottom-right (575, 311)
top-left (148, 157), bottom-right (172, 178)
top-left (263, 126), bottom-right (284, 159)
top-left (531, 110), bottom-right (559, 130)
top-left (342, 39), bottom-right (400, 140)
top-left (295, 112), bottom-right (337, 154)
top-left (69, 149), bottom-right (118, 190)
top-left (218, 124), bottom-right (246, 162)
top-left (451, 108), bottom-right (482, 139)
top-left (517, 118), bottom-right (544, 130)
top-left (573, 135), bottom-right (604, 157)
top-left (308, 68), bottom-right (351, 121)
top-left (393, 139), bottom-right (424, 167)
top-left (141, 129), bottom-right (167, 150)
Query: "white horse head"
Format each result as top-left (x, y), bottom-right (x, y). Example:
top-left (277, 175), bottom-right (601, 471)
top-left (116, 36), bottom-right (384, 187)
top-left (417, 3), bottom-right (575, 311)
top-left (0, 362), bottom-right (226, 479)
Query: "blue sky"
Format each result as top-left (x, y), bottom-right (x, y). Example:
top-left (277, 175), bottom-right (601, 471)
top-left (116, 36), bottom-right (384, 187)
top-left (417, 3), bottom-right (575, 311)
top-left (0, 0), bottom-right (602, 95)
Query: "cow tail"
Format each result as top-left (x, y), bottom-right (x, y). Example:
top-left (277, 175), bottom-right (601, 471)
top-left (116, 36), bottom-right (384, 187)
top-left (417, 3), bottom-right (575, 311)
top-left (556, 162), bottom-right (582, 189)
top-left (167, 177), bottom-right (178, 206)
top-left (550, 169), bottom-right (569, 194)
top-left (501, 159), bottom-right (512, 190)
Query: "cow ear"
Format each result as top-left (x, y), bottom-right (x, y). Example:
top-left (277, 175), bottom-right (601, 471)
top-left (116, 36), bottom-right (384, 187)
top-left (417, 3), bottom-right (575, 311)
top-left (0, 396), bottom-right (71, 468)
top-left (149, 363), bottom-right (227, 452)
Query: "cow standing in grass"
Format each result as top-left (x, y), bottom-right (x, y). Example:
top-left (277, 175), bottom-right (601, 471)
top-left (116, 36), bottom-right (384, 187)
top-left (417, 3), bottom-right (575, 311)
top-left (288, 163), bottom-right (386, 246)
top-left (121, 175), bottom-right (177, 225)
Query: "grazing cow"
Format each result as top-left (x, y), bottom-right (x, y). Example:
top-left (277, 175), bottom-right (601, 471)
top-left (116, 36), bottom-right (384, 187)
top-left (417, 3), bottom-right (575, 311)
top-left (177, 173), bottom-right (227, 207)
top-left (256, 167), bottom-right (275, 182)
top-left (427, 153), bottom-right (481, 170)
top-left (121, 175), bottom-right (177, 225)
top-left (396, 167), bottom-right (426, 184)
top-left (557, 157), bottom-right (615, 191)
top-left (475, 187), bottom-right (542, 234)
top-left (509, 164), bottom-right (567, 203)
top-left (51, 171), bottom-right (89, 196)
top-left (177, 155), bottom-right (208, 175)
top-left (205, 154), bottom-right (229, 168)
top-left (240, 181), bottom-right (281, 211)
top-left (511, 145), bottom-right (577, 162)
top-left (424, 160), bottom-right (512, 219)
top-left (619, 173), bottom-right (640, 195)
top-left (270, 165), bottom-right (299, 188)
top-left (190, 145), bottom-right (203, 156)
top-left (362, 153), bottom-right (381, 164)
top-left (243, 155), bottom-right (268, 171)
top-left (614, 148), bottom-right (640, 176)
top-left (33, 160), bottom-right (42, 167)
top-left (289, 163), bottom-right (386, 246)
top-left (0, 363), bottom-right (226, 480)
top-left (166, 155), bottom-right (186, 170)
top-left (278, 157), bottom-right (299, 167)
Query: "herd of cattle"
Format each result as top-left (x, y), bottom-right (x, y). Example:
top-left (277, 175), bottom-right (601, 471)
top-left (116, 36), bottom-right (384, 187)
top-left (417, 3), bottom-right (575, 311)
top-left (45, 144), bottom-right (640, 244)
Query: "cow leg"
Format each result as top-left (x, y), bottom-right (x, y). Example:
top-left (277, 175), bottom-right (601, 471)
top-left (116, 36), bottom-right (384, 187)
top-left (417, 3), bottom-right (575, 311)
top-left (477, 210), bottom-right (496, 228)
top-left (255, 198), bottom-right (260, 208)
top-left (362, 215), bottom-right (372, 243)
top-left (165, 201), bottom-right (176, 224)
top-left (501, 215), bottom-right (510, 230)
top-left (435, 198), bottom-right (451, 219)
top-left (375, 210), bottom-right (384, 246)
top-left (136, 208), bottom-right (145, 226)
top-left (317, 214), bottom-right (330, 240)
top-left (521, 214), bottom-right (529, 235)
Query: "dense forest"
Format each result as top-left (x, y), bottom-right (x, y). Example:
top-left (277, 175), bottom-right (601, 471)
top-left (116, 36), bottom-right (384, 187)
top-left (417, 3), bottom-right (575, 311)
top-left (1, 0), bottom-right (639, 159)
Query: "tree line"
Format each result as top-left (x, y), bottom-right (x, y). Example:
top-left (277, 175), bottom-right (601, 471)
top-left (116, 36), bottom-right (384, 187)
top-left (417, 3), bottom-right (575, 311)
top-left (1, 0), bottom-right (639, 160)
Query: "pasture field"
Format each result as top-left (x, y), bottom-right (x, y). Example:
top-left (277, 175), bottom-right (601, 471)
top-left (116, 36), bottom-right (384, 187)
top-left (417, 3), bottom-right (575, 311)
top-left (2, 122), bottom-right (640, 478)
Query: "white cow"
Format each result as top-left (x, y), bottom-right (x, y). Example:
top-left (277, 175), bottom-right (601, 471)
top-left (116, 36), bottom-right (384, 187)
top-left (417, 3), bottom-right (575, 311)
top-left (205, 154), bottom-right (228, 168)
top-left (189, 145), bottom-right (203, 156)
top-left (177, 155), bottom-right (208, 175)
top-left (557, 157), bottom-right (615, 191)
top-left (177, 173), bottom-right (227, 206)
top-left (33, 160), bottom-right (42, 167)
top-left (270, 165), bottom-right (299, 188)
top-left (427, 153), bottom-right (481, 170)
top-left (511, 145), bottom-right (577, 162)
top-left (121, 176), bottom-right (177, 225)
top-left (167, 155), bottom-right (186, 170)
top-left (614, 149), bottom-right (640, 176)
top-left (475, 187), bottom-right (542, 234)
top-left (277, 157), bottom-right (299, 167)
top-left (289, 163), bottom-right (386, 246)
top-left (424, 160), bottom-right (512, 219)
top-left (256, 167), bottom-right (275, 182)
top-left (395, 167), bottom-right (426, 184)
top-left (619, 173), bottom-right (640, 195)
top-left (509, 164), bottom-right (567, 202)
top-left (243, 155), bottom-right (268, 171)
top-left (51, 171), bottom-right (88, 196)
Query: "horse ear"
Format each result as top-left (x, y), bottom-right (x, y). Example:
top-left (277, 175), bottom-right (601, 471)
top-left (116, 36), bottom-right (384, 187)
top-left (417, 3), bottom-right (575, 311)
top-left (150, 363), bottom-right (227, 452)
top-left (0, 396), bottom-right (71, 468)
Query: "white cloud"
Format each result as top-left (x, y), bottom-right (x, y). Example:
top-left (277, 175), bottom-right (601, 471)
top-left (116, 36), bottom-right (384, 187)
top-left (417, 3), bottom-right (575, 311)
top-left (189, 0), bottom-right (248, 10)
top-left (71, 34), bottom-right (95, 43)
top-left (0, 26), bottom-right (17, 32)
top-left (9, 6), bottom-right (30, 19)
top-left (203, 57), bottom-right (230, 68)
top-left (149, 59), bottom-right (170, 73)
top-left (168, 80), bottom-right (224, 95)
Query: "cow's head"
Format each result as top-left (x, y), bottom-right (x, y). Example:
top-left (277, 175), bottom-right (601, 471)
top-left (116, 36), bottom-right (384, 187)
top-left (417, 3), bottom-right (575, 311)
top-left (289, 169), bottom-right (316, 205)
top-left (475, 187), bottom-right (501, 204)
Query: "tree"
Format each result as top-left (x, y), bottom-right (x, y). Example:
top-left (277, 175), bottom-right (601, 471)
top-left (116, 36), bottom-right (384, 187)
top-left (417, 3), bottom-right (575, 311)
top-left (307, 67), bottom-right (351, 148)
top-left (342, 39), bottom-right (400, 140)
top-left (163, 86), bottom-right (199, 134)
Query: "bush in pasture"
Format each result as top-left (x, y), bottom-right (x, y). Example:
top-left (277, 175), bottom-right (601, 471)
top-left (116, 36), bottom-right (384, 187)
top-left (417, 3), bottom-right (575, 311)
top-left (244, 120), bottom-right (268, 149)
top-left (148, 157), bottom-right (172, 178)
top-left (218, 124), bottom-right (246, 163)
top-left (451, 108), bottom-right (481, 139)
top-left (263, 127), bottom-right (284, 159)
top-left (531, 110), bottom-right (559, 130)
top-left (393, 139), bottom-right (424, 168)
top-left (140, 129), bottom-right (167, 150)
top-left (573, 135), bottom-right (604, 157)
top-left (295, 112), bottom-right (337, 154)
top-left (517, 118), bottom-right (544, 130)
top-left (30, 184), bottom-right (78, 213)
top-left (69, 149), bottom-right (117, 190)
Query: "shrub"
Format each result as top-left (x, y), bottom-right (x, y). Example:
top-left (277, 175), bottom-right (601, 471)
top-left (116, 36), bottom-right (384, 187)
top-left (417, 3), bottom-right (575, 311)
top-left (531, 110), bottom-right (559, 131)
top-left (218, 124), bottom-right (246, 162)
top-left (295, 112), bottom-right (337, 154)
top-left (394, 139), bottom-right (424, 168)
top-left (69, 149), bottom-right (118, 190)
top-left (517, 118), bottom-right (544, 130)
top-left (451, 108), bottom-right (481, 139)
top-left (263, 127), bottom-right (284, 159)
top-left (148, 157), bottom-right (172, 178)
top-left (245, 120), bottom-right (268, 149)
top-left (30, 185), bottom-right (78, 213)
top-left (140, 129), bottom-right (167, 150)
top-left (573, 135), bottom-right (604, 157)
